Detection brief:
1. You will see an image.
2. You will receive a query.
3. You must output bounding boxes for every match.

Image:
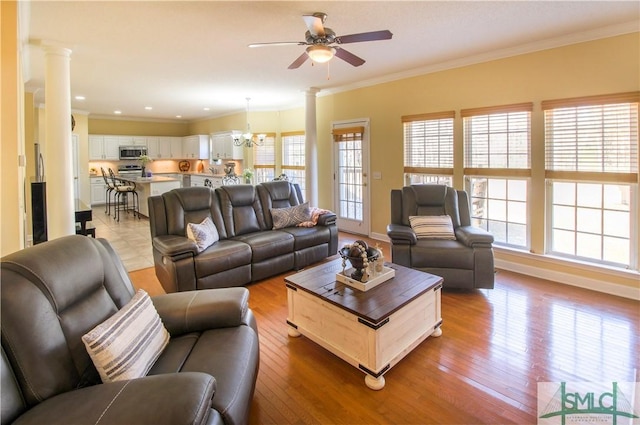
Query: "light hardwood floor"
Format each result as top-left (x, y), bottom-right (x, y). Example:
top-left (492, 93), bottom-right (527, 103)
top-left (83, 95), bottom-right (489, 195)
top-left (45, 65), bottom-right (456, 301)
top-left (127, 232), bottom-right (640, 425)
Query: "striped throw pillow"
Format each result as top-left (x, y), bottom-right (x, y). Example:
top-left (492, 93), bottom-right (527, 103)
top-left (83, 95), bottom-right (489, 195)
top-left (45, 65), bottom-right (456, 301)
top-left (82, 289), bottom-right (170, 383)
top-left (409, 215), bottom-right (457, 240)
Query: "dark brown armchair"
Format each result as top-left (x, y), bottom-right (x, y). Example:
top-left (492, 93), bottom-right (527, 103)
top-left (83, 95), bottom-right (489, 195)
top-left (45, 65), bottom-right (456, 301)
top-left (387, 184), bottom-right (495, 289)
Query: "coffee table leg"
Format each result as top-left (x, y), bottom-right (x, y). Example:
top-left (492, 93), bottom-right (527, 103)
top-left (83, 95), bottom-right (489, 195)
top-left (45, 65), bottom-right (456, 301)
top-left (431, 326), bottom-right (443, 337)
top-left (365, 374), bottom-right (385, 390)
top-left (288, 327), bottom-right (301, 337)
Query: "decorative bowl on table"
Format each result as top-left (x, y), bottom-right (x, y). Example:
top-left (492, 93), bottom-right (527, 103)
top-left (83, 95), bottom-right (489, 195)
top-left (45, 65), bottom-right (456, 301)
top-left (339, 240), bottom-right (380, 282)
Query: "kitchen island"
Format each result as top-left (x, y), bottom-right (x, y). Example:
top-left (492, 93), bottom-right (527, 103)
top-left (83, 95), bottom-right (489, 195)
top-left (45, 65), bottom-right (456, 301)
top-left (118, 175), bottom-right (181, 217)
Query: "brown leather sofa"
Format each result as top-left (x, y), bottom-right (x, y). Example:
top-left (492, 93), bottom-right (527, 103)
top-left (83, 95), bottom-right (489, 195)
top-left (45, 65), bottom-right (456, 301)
top-left (387, 184), bottom-right (495, 289)
top-left (1, 235), bottom-right (259, 425)
top-left (149, 181), bottom-right (338, 293)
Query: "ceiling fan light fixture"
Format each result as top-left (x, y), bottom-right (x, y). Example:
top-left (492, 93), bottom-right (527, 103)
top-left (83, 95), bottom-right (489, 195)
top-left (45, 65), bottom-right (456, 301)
top-left (306, 45), bottom-right (335, 63)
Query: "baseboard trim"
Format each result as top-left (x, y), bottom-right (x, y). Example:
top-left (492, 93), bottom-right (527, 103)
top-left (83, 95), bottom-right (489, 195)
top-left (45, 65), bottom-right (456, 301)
top-left (368, 232), bottom-right (639, 301)
top-left (370, 232), bottom-right (389, 243)
top-left (494, 258), bottom-right (639, 301)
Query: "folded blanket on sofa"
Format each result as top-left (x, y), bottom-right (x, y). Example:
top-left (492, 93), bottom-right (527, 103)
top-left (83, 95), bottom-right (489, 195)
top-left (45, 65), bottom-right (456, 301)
top-left (298, 207), bottom-right (332, 228)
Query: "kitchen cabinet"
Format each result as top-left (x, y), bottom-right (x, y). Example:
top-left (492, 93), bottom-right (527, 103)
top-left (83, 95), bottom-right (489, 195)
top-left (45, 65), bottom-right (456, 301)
top-left (90, 176), bottom-right (107, 205)
top-left (89, 135), bottom-right (120, 160)
top-left (190, 175), bottom-right (206, 187)
top-left (170, 137), bottom-right (183, 158)
top-left (160, 137), bottom-right (182, 159)
top-left (146, 137), bottom-right (160, 158)
top-left (144, 137), bottom-right (183, 159)
top-left (183, 135), bottom-right (209, 159)
top-left (131, 136), bottom-right (147, 146)
top-left (210, 131), bottom-right (244, 160)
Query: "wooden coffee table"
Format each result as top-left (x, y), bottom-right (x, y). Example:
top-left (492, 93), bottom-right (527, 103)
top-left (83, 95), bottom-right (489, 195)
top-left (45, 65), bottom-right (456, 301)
top-left (285, 258), bottom-right (443, 390)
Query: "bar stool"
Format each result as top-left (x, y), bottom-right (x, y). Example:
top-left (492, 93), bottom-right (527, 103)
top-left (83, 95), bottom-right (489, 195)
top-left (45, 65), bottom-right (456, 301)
top-left (101, 167), bottom-right (115, 215)
top-left (108, 168), bottom-right (139, 222)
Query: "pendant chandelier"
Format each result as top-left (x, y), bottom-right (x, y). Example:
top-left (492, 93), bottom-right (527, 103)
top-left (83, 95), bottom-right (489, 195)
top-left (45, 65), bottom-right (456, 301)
top-left (233, 97), bottom-right (266, 147)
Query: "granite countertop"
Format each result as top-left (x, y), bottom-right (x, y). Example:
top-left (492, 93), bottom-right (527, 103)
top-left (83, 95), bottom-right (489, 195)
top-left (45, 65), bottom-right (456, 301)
top-left (156, 171), bottom-right (226, 177)
top-left (117, 175), bottom-right (179, 183)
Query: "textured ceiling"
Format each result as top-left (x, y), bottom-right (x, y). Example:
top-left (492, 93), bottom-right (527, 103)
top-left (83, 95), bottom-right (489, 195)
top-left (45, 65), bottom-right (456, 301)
top-left (24, 1), bottom-right (639, 121)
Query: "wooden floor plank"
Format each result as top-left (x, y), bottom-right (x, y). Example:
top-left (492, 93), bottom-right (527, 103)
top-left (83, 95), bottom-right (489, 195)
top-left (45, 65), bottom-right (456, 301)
top-left (129, 233), bottom-right (640, 424)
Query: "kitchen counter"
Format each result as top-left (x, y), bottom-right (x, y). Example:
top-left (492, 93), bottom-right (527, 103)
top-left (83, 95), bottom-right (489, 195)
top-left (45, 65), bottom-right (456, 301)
top-left (119, 176), bottom-right (181, 217)
top-left (117, 175), bottom-right (179, 183)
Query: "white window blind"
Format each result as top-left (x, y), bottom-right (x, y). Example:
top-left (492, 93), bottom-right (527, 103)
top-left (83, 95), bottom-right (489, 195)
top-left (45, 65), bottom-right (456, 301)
top-left (543, 93), bottom-right (639, 183)
top-left (462, 103), bottom-right (532, 173)
top-left (402, 111), bottom-right (454, 174)
top-left (254, 134), bottom-right (275, 166)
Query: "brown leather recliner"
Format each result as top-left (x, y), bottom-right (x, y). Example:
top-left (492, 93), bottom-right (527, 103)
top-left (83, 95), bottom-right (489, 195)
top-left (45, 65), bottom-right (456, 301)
top-left (387, 184), bottom-right (495, 289)
top-left (1, 235), bottom-right (259, 425)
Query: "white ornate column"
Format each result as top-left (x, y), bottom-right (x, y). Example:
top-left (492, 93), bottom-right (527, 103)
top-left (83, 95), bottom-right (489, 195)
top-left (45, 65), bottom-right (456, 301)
top-left (44, 45), bottom-right (75, 239)
top-left (304, 87), bottom-right (320, 206)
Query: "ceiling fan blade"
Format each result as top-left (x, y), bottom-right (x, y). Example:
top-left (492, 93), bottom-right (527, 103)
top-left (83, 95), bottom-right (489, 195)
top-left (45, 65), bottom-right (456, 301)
top-left (334, 47), bottom-right (365, 67)
top-left (288, 52), bottom-right (309, 69)
top-left (303, 13), bottom-right (325, 37)
top-left (336, 30), bottom-right (393, 44)
top-left (249, 41), bottom-right (306, 48)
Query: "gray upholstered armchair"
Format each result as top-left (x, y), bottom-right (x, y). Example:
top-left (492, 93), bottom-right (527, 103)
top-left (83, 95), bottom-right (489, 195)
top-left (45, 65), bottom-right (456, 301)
top-left (387, 184), bottom-right (495, 289)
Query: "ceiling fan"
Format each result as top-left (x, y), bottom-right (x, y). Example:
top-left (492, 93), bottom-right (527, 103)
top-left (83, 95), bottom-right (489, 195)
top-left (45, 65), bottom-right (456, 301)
top-left (248, 12), bottom-right (393, 69)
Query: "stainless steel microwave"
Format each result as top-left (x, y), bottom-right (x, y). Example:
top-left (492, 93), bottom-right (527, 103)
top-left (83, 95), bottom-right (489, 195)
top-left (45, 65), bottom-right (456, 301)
top-left (119, 146), bottom-right (147, 160)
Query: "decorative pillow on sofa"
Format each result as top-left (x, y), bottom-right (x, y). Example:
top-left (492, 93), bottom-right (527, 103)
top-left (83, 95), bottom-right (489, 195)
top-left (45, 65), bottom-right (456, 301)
top-left (409, 215), bottom-right (457, 240)
top-left (187, 216), bottom-right (219, 252)
top-left (82, 289), bottom-right (170, 383)
top-left (271, 202), bottom-right (311, 229)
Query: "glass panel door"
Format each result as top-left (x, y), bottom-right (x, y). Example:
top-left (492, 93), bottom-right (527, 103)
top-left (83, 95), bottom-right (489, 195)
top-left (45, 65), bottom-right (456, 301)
top-left (333, 120), bottom-right (369, 235)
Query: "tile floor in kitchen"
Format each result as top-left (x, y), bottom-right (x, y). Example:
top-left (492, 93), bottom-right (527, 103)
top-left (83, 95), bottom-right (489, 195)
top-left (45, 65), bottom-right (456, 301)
top-left (90, 205), bottom-right (154, 272)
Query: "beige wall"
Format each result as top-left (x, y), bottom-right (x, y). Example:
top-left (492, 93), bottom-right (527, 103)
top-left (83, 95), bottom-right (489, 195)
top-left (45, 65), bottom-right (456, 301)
top-left (89, 118), bottom-right (189, 136)
top-left (315, 33), bottom-right (640, 242)
top-left (311, 33), bottom-right (640, 293)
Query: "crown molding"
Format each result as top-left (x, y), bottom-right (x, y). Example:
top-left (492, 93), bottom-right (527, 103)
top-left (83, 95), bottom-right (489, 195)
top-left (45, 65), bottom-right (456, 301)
top-left (321, 20), bottom-right (640, 98)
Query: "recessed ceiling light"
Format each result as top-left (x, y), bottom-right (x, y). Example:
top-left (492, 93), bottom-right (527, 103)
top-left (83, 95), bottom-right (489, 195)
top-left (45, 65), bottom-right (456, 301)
top-left (145, 106), bottom-right (153, 110)
top-left (114, 110), bottom-right (122, 115)
top-left (75, 95), bottom-right (85, 100)
top-left (203, 107), bottom-right (210, 111)
top-left (176, 115), bottom-right (182, 118)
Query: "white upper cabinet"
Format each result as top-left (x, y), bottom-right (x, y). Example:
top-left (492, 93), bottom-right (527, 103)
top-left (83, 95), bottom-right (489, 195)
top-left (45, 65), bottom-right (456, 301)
top-left (183, 135), bottom-right (210, 159)
top-left (131, 136), bottom-right (147, 146)
top-left (146, 137), bottom-right (160, 158)
top-left (89, 135), bottom-right (120, 160)
top-left (210, 131), bottom-right (244, 160)
top-left (169, 137), bottom-right (183, 159)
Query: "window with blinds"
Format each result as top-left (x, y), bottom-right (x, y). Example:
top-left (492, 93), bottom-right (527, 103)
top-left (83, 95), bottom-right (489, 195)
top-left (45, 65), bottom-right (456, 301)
top-left (282, 132), bottom-right (305, 198)
top-left (544, 94), bottom-right (639, 181)
top-left (254, 134), bottom-right (275, 184)
top-left (402, 111), bottom-right (454, 176)
top-left (463, 103), bottom-right (532, 172)
top-left (462, 103), bottom-right (532, 249)
top-left (543, 92), bottom-right (639, 268)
